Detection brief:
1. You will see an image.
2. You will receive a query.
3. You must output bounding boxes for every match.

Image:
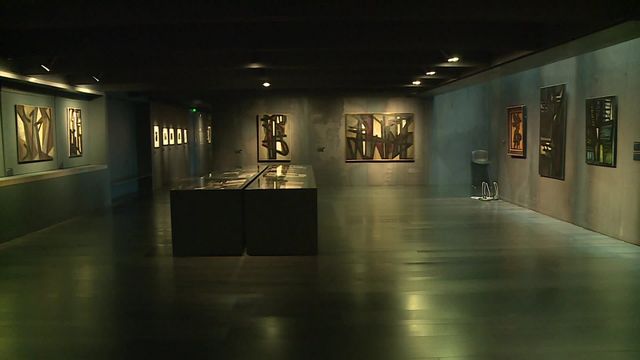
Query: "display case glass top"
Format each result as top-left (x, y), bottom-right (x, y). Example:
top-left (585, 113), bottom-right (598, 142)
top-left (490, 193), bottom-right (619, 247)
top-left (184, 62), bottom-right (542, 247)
top-left (246, 164), bottom-right (316, 190)
top-left (173, 166), bottom-right (264, 190)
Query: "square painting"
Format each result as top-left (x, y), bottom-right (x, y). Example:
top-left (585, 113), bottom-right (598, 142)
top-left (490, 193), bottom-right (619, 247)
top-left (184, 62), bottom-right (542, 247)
top-left (15, 104), bottom-right (55, 163)
top-left (162, 127), bottom-right (169, 146)
top-left (177, 127), bottom-right (183, 144)
top-left (586, 96), bottom-right (617, 167)
top-left (539, 84), bottom-right (567, 180)
top-left (67, 108), bottom-right (83, 157)
top-left (257, 114), bottom-right (291, 161)
top-left (507, 105), bottom-right (526, 158)
top-left (153, 125), bottom-right (160, 148)
top-left (345, 113), bottom-right (414, 162)
top-left (169, 128), bottom-right (175, 145)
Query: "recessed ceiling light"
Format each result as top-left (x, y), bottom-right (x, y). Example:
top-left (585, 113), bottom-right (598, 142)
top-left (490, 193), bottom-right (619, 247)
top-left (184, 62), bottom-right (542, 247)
top-left (426, 71), bottom-right (436, 76)
top-left (412, 80), bottom-right (421, 85)
top-left (246, 62), bottom-right (264, 69)
top-left (262, 82), bottom-right (271, 87)
top-left (92, 76), bottom-right (100, 82)
top-left (40, 64), bottom-right (50, 72)
top-left (447, 57), bottom-right (460, 63)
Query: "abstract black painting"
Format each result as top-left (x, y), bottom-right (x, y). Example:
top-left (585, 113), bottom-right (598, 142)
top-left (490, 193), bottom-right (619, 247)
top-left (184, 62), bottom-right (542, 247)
top-left (15, 104), bottom-right (55, 163)
top-left (345, 113), bottom-right (414, 162)
top-left (67, 108), bottom-right (83, 157)
top-left (507, 105), bottom-right (526, 158)
top-left (257, 114), bottom-right (290, 162)
top-left (586, 96), bottom-right (617, 167)
top-left (153, 125), bottom-right (160, 148)
top-left (539, 85), bottom-right (567, 179)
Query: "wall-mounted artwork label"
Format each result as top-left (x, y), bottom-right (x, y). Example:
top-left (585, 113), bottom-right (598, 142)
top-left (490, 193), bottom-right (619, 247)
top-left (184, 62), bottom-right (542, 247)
top-left (634, 141), bottom-right (640, 161)
top-left (177, 128), bottom-right (183, 144)
top-left (67, 108), bottom-right (83, 157)
top-left (15, 104), bottom-right (55, 163)
top-left (183, 129), bottom-right (188, 144)
top-left (153, 125), bottom-right (160, 148)
top-left (207, 126), bottom-right (212, 144)
top-left (345, 113), bottom-right (414, 162)
top-left (162, 127), bottom-right (169, 146)
top-left (539, 84), bottom-right (567, 180)
top-left (586, 96), bottom-right (617, 167)
top-left (169, 128), bottom-right (175, 145)
top-left (507, 105), bottom-right (526, 158)
top-left (258, 114), bottom-right (290, 162)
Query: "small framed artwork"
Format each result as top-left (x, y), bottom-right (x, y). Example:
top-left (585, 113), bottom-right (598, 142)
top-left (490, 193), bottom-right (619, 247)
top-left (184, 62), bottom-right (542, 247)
top-left (153, 125), bottom-right (160, 148)
top-left (67, 108), bottom-right (83, 157)
top-left (162, 127), bottom-right (169, 146)
top-left (586, 96), bottom-right (617, 167)
top-left (507, 105), bottom-right (526, 158)
top-left (207, 125), bottom-right (212, 144)
top-left (177, 127), bottom-right (183, 144)
top-left (184, 129), bottom-right (188, 144)
top-left (633, 141), bottom-right (640, 161)
top-left (169, 128), bottom-right (175, 145)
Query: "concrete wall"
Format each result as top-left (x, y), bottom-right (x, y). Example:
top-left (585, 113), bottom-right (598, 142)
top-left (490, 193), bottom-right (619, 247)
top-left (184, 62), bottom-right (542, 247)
top-left (432, 35), bottom-right (640, 244)
top-left (210, 95), bottom-right (430, 186)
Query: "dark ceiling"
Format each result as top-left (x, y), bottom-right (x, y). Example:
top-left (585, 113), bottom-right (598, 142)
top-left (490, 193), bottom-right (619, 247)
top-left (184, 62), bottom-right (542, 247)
top-left (1, 1), bottom-right (639, 105)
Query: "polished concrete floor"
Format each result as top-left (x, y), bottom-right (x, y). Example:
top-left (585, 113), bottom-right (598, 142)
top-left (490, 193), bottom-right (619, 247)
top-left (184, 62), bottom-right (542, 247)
top-left (1, 187), bottom-right (640, 359)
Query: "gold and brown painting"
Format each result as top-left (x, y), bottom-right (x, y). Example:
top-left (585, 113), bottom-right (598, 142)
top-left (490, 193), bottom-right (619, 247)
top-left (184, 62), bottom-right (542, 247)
top-left (507, 105), bottom-right (526, 158)
top-left (15, 104), bottom-right (55, 163)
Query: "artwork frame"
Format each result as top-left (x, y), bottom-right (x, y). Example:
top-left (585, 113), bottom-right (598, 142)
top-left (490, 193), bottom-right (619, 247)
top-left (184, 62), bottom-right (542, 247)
top-left (169, 127), bottom-right (175, 145)
top-left (184, 129), bottom-right (188, 144)
top-left (507, 105), bottom-right (526, 158)
top-left (162, 127), bottom-right (169, 146)
top-left (539, 84), bottom-right (567, 180)
top-left (153, 125), bottom-right (160, 148)
top-left (257, 114), bottom-right (291, 162)
top-left (585, 95), bottom-right (617, 167)
top-left (206, 125), bottom-right (212, 144)
top-left (345, 113), bottom-right (414, 162)
top-left (67, 107), bottom-right (83, 157)
top-left (177, 127), bottom-right (183, 144)
top-left (15, 104), bottom-right (55, 163)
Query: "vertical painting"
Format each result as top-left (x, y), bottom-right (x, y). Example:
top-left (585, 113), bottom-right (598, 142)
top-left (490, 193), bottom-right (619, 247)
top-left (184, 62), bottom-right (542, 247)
top-left (67, 108), bottom-right (83, 157)
top-left (169, 128), bottom-right (175, 145)
top-left (177, 127), bottom-right (183, 144)
top-left (539, 84), bottom-right (567, 180)
top-left (257, 114), bottom-right (290, 161)
top-left (184, 129), bottom-right (188, 144)
top-left (153, 125), bottom-right (160, 148)
top-left (345, 113), bottom-right (414, 162)
top-left (586, 96), bottom-right (617, 167)
top-left (15, 104), bottom-right (55, 163)
top-left (162, 127), bottom-right (169, 146)
top-left (507, 105), bottom-right (526, 158)
top-left (634, 142), bottom-right (640, 161)
top-left (207, 125), bottom-right (212, 144)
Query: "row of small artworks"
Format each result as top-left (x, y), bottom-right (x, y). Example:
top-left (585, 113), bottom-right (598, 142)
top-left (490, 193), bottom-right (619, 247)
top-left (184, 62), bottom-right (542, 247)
top-left (13, 104), bottom-right (82, 164)
top-left (152, 125), bottom-right (212, 148)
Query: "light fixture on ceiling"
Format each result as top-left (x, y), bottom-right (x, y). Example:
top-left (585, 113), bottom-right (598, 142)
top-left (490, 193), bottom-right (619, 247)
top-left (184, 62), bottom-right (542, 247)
top-left (246, 62), bottom-right (264, 69)
top-left (92, 76), bottom-right (100, 82)
top-left (262, 82), bottom-right (271, 88)
top-left (447, 56), bottom-right (460, 63)
top-left (425, 71), bottom-right (436, 76)
top-left (40, 64), bottom-right (51, 72)
top-left (412, 80), bottom-right (421, 85)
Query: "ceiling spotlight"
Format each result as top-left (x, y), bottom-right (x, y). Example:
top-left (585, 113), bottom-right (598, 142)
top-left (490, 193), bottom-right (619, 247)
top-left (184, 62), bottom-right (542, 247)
top-left (447, 56), bottom-right (460, 63)
top-left (262, 82), bottom-right (271, 87)
top-left (412, 80), bottom-right (421, 85)
top-left (92, 76), bottom-right (100, 82)
top-left (246, 62), bottom-right (264, 69)
top-left (40, 64), bottom-right (50, 72)
top-left (425, 71), bottom-right (436, 76)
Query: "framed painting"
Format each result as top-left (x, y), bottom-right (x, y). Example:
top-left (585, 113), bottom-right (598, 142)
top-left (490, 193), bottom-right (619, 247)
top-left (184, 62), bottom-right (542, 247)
top-left (183, 129), bottom-right (188, 144)
top-left (162, 127), bottom-right (169, 146)
top-left (177, 127), bottom-right (183, 144)
top-left (153, 125), bottom-right (160, 148)
top-left (169, 127), bottom-right (175, 145)
top-left (586, 96), bottom-right (617, 167)
top-left (345, 113), bottom-right (414, 162)
top-left (539, 84), bottom-right (567, 180)
top-left (257, 114), bottom-right (291, 162)
top-left (67, 108), bottom-right (83, 157)
top-left (15, 104), bottom-right (55, 163)
top-left (507, 105), bottom-right (526, 157)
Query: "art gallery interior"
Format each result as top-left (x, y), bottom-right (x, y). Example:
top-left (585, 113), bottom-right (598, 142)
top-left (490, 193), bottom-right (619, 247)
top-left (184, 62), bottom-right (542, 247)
top-left (1, 2), bottom-right (640, 358)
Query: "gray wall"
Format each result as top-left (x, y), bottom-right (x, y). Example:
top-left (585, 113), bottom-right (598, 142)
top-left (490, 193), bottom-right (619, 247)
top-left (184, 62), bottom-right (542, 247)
top-left (107, 96), bottom-right (143, 199)
top-left (432, 36), bottom-right (640, 244)
top-left (150, 102), bottom-right (192, 189)
top-left (210, 95), bottom-right (428, 186)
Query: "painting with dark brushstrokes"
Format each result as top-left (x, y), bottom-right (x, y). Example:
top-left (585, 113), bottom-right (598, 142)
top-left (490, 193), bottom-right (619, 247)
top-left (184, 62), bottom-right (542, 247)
top-left (586, 96), bottom-right (617, 167)
top-left (507, 105), bottom-right (526, 158)
top-left (345, 113), bottom-right (414, 162)
top-left (68, 108), bottom-right (83, 157)
top-left (539, 84), bottom-right (567, 179)
top-left (257, 114), bottom-right (291, 162)
top-left (15, 104), bottom-right (55, 163)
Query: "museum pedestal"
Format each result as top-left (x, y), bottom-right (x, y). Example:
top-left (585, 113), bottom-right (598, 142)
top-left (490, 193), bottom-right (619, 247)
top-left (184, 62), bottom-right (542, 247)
top-left (244, 165), bottom-right (318, 255)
